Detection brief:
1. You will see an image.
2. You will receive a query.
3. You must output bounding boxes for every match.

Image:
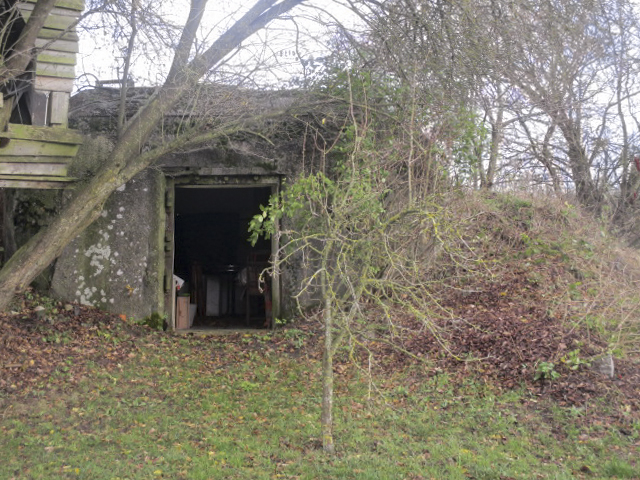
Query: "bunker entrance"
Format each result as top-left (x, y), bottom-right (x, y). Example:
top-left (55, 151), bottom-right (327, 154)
top-left (171, 185), bottom-right (275, 330)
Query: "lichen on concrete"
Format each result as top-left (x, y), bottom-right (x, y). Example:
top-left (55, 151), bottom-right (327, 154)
top-left (51, 169), bottom-right (165, 319)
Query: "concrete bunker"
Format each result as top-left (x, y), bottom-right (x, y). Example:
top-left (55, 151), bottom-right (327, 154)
top-left (47, 85), bottom-right (326, 329)
top-left (166, 177), bottom-right (280, 331)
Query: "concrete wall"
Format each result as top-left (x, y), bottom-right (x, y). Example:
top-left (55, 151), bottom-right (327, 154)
top-left (49, 135), bottom-right (327, 321)
top-left (51, 169), bottom-right (165, 319)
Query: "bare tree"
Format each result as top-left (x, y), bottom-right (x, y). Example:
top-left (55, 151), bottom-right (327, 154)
top-left (343, 0), bottom-right (640, 207)
top-left (0, 0), bottom-right (305, 311)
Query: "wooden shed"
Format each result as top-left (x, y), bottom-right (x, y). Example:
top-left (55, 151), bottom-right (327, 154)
top-left (0, 0), bottom-right (84, 189)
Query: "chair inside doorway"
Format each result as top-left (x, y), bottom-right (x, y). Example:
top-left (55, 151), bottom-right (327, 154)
top-left (172, 185), bottom-right (275, 330)
top-left (242, 252), bottom-right (271, 328)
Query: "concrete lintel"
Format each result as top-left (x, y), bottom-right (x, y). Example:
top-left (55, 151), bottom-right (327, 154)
top-left (171, 174), bottom-right (281, 186)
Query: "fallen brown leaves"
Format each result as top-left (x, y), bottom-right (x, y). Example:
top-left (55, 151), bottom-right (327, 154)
top-left (1, 256), bottom-right (639, 435)
top-left (0, 299), bottom-right (147, 394)
top-left (361, 263), bottom-right (640, 429)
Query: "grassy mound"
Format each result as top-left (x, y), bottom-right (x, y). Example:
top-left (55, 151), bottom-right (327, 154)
top-left (358, 192), bottom-right (640, 408)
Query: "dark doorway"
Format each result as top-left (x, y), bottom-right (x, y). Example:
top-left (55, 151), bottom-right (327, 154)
top-left (173, 186), bottom-right (273, 330)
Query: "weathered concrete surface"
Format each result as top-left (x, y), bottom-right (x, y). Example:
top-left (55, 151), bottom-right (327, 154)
top-left (51, 169), bottom-right (165, 319)
top-left (55, 86), bottom-right (338, 322)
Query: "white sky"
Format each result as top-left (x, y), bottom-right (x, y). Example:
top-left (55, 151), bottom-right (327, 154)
top-left (76, 0), bottom-right (359, 90)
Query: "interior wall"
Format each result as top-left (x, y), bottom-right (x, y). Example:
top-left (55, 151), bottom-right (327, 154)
top-left (174, 187), bottom-right (271, 276)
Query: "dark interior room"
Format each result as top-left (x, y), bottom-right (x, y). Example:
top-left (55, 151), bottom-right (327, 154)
top-left (173, 186), bottom-right (273, 329)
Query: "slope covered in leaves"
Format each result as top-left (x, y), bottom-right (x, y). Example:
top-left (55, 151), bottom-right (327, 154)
top-left (2, 193), bottom-right (640, 414)
top-left (363, 193), bottom-right (640, 420)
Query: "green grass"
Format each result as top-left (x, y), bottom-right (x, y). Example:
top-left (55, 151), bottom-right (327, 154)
top-left (1, 332), bottom-right (639, 480)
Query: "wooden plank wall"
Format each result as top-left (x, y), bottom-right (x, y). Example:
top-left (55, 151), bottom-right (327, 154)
top-left (18, 0), bottom-right (84, 127)
top-left (0, 1), bottom-right (84, 188)
top-left (0, 123), bottom-right (83, 187)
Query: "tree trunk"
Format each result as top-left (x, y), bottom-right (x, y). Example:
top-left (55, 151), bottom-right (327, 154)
top-left (1, 0), bottom-right (58, 132)
top-left (0, 0), bottom-right (303, 311)
top-left (117, 1), bottom-right (139, 138)
top-left (539, 124), bottom-right (562, 196)
top-left (556, 114), bottom-right (601, 209)
top-left (482, 86), bottom-right (504, 190)
top-left (320, 267), bottom-right (335, 454)
top-left (520, 116), bottom-right (562, 196)
top-left (484, 106), bottom-right (503, 189)
top-left (1, 189), bottom-right (18, 262)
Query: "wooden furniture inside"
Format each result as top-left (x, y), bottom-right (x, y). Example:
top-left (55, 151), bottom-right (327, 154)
top-left (175, 295), bottom-right (190, 330)
top-left (244, 251), bottom-right (271, 327)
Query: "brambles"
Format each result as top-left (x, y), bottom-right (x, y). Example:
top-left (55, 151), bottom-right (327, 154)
top-left (561, 349), bottom-right (591, 371)
top-left (534, 361), bottom-right (560, 382)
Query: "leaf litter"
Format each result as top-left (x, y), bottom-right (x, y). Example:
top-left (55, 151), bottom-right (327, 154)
top-left (1, 252), bottom-right (639, 448)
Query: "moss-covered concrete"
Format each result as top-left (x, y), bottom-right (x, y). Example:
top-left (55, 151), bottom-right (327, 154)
top-left (68, 135), bottom-right (115, 180)
top-left (50, 86), bottom-right (335, 322)
top-left (51, 169), bottom-right (165, 319)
